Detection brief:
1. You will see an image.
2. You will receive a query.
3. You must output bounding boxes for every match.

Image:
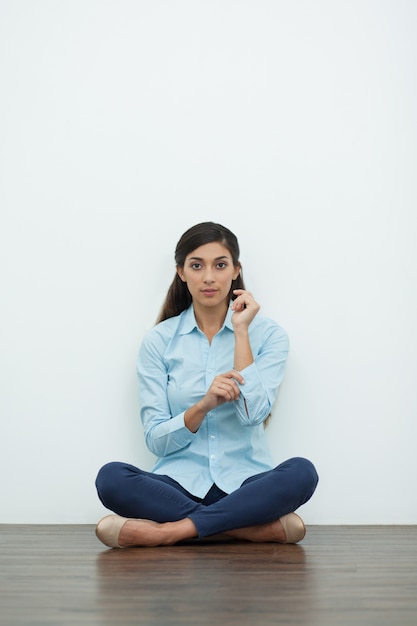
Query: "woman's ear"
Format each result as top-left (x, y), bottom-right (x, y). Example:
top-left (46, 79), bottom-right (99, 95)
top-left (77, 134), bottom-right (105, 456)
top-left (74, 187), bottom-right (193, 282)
top-left (233, 263), bottom-right (241, 280)
top-left (176, 266), bottom-right (186, 282)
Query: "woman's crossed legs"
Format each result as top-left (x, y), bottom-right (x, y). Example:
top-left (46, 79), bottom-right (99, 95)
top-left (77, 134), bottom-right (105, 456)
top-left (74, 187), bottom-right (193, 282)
top-left (95, 457), bottom-right (318, 547)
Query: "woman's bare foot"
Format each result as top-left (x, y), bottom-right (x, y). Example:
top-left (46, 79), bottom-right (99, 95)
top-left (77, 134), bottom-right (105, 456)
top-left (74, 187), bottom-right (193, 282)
top-left (222, 513), bottom-right (306, 544)
top-left (118, 517), bottom-right (198, 547)
top-left (224, 518), bottom-right (287, 543)
top-left (118, 518), bottom-right (287, 547)
top-left (96, 512), bottom-right (305, 548)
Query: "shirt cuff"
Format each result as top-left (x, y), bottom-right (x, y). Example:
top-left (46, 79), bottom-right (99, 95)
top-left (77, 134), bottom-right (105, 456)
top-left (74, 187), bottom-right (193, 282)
top-left (236, 362), bottom-right (260, 392)
top-left (155, 411), bottom-right (196, 448)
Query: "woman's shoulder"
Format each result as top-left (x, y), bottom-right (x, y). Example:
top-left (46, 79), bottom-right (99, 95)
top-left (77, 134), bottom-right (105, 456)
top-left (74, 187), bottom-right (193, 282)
top-left (141, 310), bottom-right (186, 348)
top-left (251, 312), bottom-right (288, 337)
top-left (247, 321), bottom-right (289, 368)
top-left (248, 314), bottom-right (289, 352)
top-left (145, 315), bottom-right (182, 337)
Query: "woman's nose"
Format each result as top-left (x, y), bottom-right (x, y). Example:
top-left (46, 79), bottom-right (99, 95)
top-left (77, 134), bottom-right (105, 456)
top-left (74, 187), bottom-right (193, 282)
top-left (203, 269), bottom-right (214, 283)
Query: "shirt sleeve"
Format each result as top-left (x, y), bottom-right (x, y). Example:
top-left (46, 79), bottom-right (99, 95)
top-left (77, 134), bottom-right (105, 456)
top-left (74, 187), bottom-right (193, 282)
top-left (233, 322), bottom-right (289, 426)
top-left (137, 330), bottom-right (195, 457)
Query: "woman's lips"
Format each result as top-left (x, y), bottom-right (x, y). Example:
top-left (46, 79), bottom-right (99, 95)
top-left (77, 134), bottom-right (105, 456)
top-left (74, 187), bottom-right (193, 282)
top-left (202, 289), bottom-right (218, 296)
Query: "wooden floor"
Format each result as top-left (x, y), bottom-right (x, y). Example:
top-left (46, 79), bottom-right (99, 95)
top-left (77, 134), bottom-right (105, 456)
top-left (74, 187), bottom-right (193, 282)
top-left (1, 525), bottom-right (416, 625)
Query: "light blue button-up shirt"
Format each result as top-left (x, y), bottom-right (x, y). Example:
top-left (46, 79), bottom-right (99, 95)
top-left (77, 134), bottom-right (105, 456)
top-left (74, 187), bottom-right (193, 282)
top-left (136, 304), bottom-right (289, 498)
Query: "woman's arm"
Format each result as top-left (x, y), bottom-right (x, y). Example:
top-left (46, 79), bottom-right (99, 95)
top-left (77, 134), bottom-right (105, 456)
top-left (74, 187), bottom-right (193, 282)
top-left (231, 290), bottom-right (289, 425)
top-left (137, 329), bottom-right (246, 454)
top-left (233, 326), bottom-right (289, 425)
top-left (184, 369), bottom-right (245, 433)
top-left (231, 289), bottom-right (260, 371)
top-left (137, 330), bottom-right (195, 457)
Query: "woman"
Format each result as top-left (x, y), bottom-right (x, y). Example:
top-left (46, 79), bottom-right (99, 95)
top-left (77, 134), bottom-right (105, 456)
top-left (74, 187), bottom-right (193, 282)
top-left (95, 221), bottom-right (318, 548)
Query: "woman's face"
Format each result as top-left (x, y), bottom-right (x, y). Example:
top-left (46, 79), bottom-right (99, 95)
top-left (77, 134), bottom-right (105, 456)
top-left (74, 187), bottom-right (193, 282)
top-left (177, 241), bottom-right (240, 311)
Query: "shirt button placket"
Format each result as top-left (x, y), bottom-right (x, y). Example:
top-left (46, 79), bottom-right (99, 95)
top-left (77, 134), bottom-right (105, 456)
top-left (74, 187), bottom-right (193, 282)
top-left (206, 344), bottom-right (218, 467)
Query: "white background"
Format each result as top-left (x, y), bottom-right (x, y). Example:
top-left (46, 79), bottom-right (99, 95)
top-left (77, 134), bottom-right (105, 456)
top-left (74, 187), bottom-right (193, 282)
top-left (1, 0), bottom-right (416, 524)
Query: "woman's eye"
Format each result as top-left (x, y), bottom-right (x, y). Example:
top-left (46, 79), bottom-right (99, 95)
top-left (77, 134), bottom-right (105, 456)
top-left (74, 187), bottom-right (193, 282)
top-left (217, 262), bottom-right (227, 269)
top-left (191, 263), bottom-right (202, 270)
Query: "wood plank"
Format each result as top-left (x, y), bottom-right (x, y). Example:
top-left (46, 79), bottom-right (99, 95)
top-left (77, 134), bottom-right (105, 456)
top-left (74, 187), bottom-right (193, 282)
top-left (0, 525), bottom-right (416, 625)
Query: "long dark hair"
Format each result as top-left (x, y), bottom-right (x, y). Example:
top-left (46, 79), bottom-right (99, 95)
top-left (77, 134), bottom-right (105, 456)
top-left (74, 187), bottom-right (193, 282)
top-left (157, 222), bottom-right (245, 323)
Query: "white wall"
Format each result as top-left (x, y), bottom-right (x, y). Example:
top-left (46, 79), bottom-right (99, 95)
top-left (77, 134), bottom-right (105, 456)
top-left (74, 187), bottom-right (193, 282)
top-left (1, 0), bottom-right (416, 524)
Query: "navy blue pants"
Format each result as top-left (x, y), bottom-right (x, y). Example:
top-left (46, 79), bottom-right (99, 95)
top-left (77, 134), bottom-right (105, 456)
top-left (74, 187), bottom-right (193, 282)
top-left (95, 457), bottom-right (318, 539)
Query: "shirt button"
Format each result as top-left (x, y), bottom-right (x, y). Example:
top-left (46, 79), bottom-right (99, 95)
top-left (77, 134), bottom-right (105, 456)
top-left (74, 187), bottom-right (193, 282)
top-left (210, 454), bottom-right (216, 460)
top-left (210, 435), bottom-right (216, 440)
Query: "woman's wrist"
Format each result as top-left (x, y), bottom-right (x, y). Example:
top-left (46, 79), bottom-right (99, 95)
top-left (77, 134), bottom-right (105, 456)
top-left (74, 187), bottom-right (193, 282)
top-left (184, 400), bottom-right (209, 433)
top-left (233, 328), bottom-right (253, 371)
top-left (232, 324), bottom-right (250, 336)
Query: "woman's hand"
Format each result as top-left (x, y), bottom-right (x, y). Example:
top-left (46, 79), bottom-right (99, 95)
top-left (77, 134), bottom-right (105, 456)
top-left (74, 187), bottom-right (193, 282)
top-left (200, 370), bottom-right (245, 411)
top-left (231, 289), bottom-right (260, 331)
top-left (184, 370), bottom-right (245, 432)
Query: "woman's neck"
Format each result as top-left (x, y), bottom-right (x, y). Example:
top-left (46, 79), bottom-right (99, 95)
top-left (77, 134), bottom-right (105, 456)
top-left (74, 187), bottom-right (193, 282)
top-left (193, 302), bottom-right (228, 342)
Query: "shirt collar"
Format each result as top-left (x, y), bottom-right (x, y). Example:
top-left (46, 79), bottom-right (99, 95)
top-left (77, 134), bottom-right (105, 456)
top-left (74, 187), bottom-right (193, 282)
top-left (179, 303), bottom-right (234, 335)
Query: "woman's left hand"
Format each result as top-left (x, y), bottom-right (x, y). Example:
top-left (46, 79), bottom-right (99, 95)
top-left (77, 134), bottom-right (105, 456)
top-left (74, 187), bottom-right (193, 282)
top-left (231, 289), bottom-right (260, 330)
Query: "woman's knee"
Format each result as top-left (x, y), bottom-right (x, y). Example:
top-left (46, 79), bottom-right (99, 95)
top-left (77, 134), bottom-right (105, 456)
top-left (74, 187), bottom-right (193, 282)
top-left (95, 461), bottom-right (129, 498)
top-left (291, 457), bottom-right (319, 493)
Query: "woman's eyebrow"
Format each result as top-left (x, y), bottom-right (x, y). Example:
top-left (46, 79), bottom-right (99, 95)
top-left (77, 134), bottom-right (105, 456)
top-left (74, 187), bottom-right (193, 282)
top-left (188, 255), bottom-right (230, 261)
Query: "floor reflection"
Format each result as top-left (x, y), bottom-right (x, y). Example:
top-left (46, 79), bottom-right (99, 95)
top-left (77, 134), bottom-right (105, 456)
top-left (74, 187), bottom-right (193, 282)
top-left (95, 541), bottom-right (313, 624)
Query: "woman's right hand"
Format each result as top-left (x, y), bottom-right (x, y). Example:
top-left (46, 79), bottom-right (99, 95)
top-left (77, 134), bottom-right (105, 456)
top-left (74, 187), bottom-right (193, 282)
top-left (184, 370), bottom-right (245, 433)
top-left (201, 370), bottom-right (245, 411)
